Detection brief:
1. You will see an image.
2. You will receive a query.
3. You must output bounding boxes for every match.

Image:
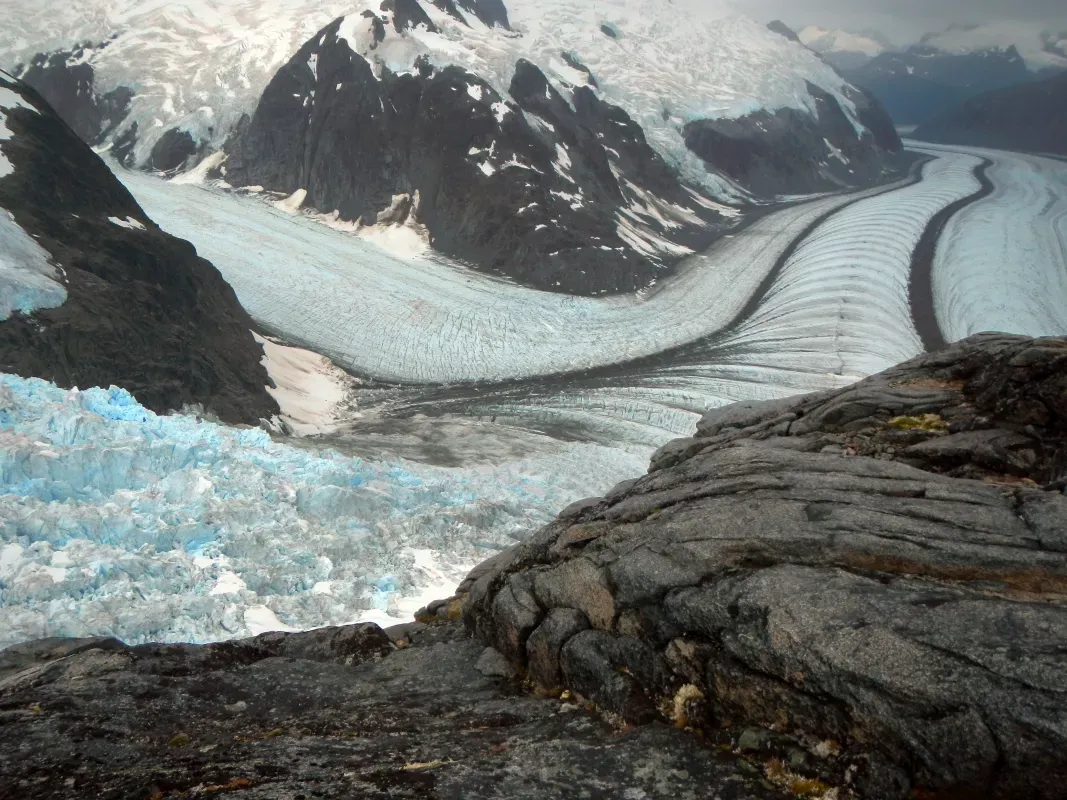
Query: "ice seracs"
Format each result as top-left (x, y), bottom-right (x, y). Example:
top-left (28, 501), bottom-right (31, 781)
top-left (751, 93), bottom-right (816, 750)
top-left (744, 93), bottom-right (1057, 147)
top-left (0, 372), bottom-right (643, 647)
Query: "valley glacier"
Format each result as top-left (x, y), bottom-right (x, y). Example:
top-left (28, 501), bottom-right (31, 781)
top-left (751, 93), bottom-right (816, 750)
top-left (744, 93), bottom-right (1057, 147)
top-left (0, 373), bottom-right (643, 648)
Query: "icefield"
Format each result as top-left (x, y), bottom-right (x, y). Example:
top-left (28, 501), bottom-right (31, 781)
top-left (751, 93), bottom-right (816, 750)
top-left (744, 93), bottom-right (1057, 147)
top-left (0, 0), bottom-right (869, 193)
top-left (0, 374), bottom-right (643, 647)
top-left (919, 144), bottom-right (1067, 342)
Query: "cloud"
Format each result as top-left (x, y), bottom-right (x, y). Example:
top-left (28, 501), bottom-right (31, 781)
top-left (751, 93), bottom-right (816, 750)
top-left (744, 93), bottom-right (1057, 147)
top-left (729, 0), bottom-right (1067, 42)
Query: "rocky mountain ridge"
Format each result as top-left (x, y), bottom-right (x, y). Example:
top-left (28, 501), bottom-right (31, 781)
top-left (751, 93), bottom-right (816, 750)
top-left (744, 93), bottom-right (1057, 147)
top-left (0, 72), bottom-right (278, 424)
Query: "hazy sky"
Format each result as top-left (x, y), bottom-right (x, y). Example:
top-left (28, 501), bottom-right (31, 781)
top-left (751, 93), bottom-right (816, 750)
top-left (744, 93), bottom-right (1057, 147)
top-left (732, 0), bottom-right (1067, 43)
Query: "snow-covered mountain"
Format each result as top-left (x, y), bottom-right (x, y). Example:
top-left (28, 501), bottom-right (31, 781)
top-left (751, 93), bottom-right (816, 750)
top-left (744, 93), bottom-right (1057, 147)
top-left (1, 0), bottom-right (903, 293)
top-left (920, 22), bottom-right (1067, 74)
top-left (0, 71), bottom-right (277, 423)
top-left (797, 25), bottom-right (893, 70)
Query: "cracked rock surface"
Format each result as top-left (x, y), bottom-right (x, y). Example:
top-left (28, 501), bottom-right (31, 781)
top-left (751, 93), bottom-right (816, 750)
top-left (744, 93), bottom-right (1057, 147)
top-left (463, 333), bottom-right (1067, 800)
top-left (0, 623), bottom-right (781, 799)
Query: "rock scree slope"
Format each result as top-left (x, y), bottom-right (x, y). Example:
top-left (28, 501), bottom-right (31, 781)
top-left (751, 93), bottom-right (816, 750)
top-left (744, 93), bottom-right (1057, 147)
top-left (1, 334), bottom-right (1064, 798)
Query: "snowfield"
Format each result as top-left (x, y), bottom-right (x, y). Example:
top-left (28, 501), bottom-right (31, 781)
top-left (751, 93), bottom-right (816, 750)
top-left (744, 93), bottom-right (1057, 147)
top-left (0, 0), bottom-right (872, 194)
top-left (0, 373), bottom-right (643, 647)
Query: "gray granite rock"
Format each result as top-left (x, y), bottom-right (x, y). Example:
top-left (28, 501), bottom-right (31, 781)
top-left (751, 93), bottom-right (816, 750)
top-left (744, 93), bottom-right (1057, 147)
top-left (463, 334), bottom-right (1067, 800)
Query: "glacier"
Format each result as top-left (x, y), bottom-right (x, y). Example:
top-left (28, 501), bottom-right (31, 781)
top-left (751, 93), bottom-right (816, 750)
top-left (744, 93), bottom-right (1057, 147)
top-left (919, 144), bottom-right (1067, 342)
top-left (117, 151), bottom-right (979, 385)
top-left (0, 373), bottom-right (643, 647)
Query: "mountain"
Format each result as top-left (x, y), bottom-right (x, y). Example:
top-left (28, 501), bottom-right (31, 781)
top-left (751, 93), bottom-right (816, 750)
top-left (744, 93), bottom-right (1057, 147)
top-left (920, 22), bottom-right (1067, 75)
top-left (218, 0), bottom-right (900, 295)
top-left (797, 25), bottom-right (893, 70)
top-left (840, 45), bottom-right (1034, 126)
top-left (913, 69), bottom-right (1067, 155)
top-left (1, 1), bottom-right (903, 295)
top-left (0, 71), bottom-right (278, 424)
top-left (836, 22), bottom-right (1067, 126)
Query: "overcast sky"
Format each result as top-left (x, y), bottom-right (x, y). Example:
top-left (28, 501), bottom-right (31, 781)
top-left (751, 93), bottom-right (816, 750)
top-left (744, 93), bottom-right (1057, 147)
top-left (731, 0), bottom-right (1067, 43)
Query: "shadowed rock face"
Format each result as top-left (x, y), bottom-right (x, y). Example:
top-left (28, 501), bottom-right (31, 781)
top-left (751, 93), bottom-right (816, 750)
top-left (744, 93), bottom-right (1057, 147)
top-left (683, 82), bottom-right (901, 197)
top-left (13, 45), bottom-right (132, 146)
top-left (224, 18), bottom-right (726, 295)
top-left (461, 333), bottom-right (1067, 800)
top-left (0, 74), bottom-right (278, 424)
top-left (914, 70), bottom-right (1067, 156)
top-left (0, 623), bottom-right (786, 799)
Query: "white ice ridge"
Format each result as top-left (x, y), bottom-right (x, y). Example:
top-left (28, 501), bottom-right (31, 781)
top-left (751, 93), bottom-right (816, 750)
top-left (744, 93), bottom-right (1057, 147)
top-left (118, 153), bottom-right (974, 385)
top-left (917, 143), bottom-right (1067, 342)
top-left (0, 374), bottom-right (644, 647)
top-left (0, 0), bottom-right (869, 193)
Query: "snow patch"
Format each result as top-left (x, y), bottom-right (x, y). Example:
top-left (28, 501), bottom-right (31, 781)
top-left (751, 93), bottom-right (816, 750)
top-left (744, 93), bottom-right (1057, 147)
top-left (107, 215), bottom-right (146, 230)
top-left (254, 332), bottom-right (353, 437)
top-left (0, 209), bottom-right (66, 320)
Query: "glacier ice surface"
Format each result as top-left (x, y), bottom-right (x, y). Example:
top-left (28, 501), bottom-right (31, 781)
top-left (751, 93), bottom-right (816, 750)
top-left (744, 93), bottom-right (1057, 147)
top-left (116, 163), bottom-right (913, 384)
top-left (0, 374), bottom-right (644, 647)
top-left (919, 144), bottom-right (1067, 341)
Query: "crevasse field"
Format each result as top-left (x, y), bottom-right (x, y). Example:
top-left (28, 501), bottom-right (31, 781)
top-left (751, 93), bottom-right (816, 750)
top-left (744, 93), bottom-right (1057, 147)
top-left (0, 374), bottom-right (642, 647)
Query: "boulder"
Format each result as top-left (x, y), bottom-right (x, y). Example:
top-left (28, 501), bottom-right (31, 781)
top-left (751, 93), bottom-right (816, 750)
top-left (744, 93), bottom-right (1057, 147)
top-left (463, 333), bottom-right (1067, 800)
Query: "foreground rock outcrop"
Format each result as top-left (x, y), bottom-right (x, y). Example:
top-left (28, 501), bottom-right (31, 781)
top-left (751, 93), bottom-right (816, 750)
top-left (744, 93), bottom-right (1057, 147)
top-left (0, 623), bottom-right (785, 799)
top-left (1, 334), bottom-right (1064, 798)
top-left (462, 333), bottom-right (1067, 799)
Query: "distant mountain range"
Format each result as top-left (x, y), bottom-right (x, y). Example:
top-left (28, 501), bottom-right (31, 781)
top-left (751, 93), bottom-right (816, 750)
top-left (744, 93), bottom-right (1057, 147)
top-left (790, 21), bottom-right (1067, 126)
top-left (913, 68), bottom-right (1067, 155)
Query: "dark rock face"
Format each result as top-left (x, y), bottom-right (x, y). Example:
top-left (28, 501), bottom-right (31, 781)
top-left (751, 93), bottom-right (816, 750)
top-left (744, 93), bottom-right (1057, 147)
top-left (225, 17), bottom-right (726, 295)
top-left (842, 46), bottom-right (1035, 126)
top-left (683, 82), bottom-right (901, 197)
top-left (13, 45), bottom-right (132, 146)
top-left (0, 622), bottom-right (786, 799)
top-left (462, 334), bottom-right (1067, 800)
top-left (148, 127), bottom-right (199, 172)
top-left (914, 70), bottom-right (1067, 155)
top-left (0, 73), bottom-right (278, 424)
top-left (765, 20), bottom-right (801, 44)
